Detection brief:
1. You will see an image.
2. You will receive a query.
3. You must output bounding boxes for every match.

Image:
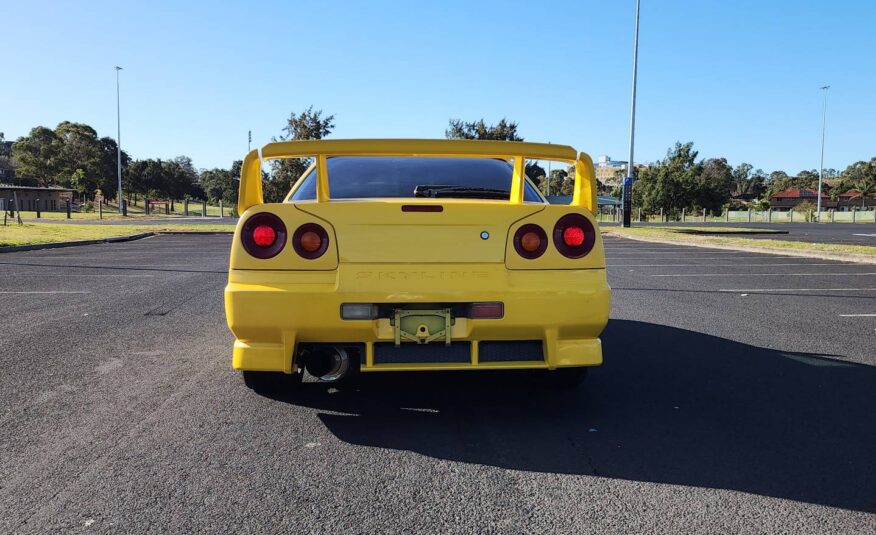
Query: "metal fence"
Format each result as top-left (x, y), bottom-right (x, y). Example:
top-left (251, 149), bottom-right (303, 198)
top-left (595, 207), bottom-right (876, 224)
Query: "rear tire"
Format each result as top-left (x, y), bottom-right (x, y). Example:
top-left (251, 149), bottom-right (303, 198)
top-left (242, 370), bottom-right (303, 395)
top-left (545, 367), bottom-right (588, 389)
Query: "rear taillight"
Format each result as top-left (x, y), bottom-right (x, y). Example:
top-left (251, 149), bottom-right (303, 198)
top-left (553, 214), bottom-right (595, 258)
top-left (252, 225), bottom-right (276, 247)
top-left (513, 224), bottom-right (547, 259)
top-left (293, 223), bottom-right (329, 259)
top-left (242, 213), bottom-right (286, 259)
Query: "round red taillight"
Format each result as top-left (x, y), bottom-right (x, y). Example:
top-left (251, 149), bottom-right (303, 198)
top-left (553, 214), bottom-right (595, 259)
top-left (513, 224), bottom-right (547, 259)
top-left (562, 226), bottom-right (585, 247)
top-left (293, 223), bottom-right (329, 259)
top-left (252, 225), bottom-right (276, 247)
top-left (241, 213), bottom-right (286, 259)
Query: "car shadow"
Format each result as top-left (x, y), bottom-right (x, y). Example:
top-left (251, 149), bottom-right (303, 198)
top-left (266, 320), bottom-right (876, 512)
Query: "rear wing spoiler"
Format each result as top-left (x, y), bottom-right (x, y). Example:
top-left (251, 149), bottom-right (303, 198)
top-left (238, 139), bottom-right (597, 214)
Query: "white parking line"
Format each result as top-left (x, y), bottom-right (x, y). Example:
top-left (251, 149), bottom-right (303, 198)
top-left (852, 234), bottom-right (876, 237)
top-left (6, 273), bottom-right (155, 278)
top-left (608, 263), bottom-right (846, 267)
top-left (718, 288), bottom-right (876, 292)
top-left (653, 273), bottom-right (876, 277)
top-left (0, 291), bottom-right (91, 294)
top-left (608, 256), bottom-right (806, 261)
top-left (839, 313), bottom-right (876, 317)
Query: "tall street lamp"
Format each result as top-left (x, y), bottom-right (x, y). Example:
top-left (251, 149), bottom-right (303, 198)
top-left (623, 0), bottom-right (641, 228)
top-left (115, 66), bottom-right (124, 214)
top-left (816, 85), bottom-right (830, 219)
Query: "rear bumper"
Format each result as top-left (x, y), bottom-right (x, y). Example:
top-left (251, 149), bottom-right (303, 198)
top-left (225, 264), bottom-right (610, 372)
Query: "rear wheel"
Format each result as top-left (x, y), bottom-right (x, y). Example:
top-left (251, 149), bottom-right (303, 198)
top-left (545, 367), bottom-right (588, 389)
top-left (242, 370), bottom-right (303, 394)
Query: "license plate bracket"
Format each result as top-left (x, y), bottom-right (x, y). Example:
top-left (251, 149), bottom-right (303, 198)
top-left (392, 308), bottom-right (453, 346)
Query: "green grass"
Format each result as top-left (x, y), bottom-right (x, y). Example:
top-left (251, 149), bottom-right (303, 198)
top-left (0, 222), bottom-right (235, 247)
top-left (604, 226), bottom-right (876, 257)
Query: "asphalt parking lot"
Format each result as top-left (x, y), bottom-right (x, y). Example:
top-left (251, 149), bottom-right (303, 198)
top-left (603, 221), bottom-right (876, 245)
top-left (1, 234), bottom-right (873, 533)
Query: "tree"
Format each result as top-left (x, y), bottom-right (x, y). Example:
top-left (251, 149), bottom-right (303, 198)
top-left (0, 132), bottom-right (14, 182)
top-left (69, 168), bottom-right (99, 196)
top-left (765, 170), bottom-right (792, 196)
top-left (164, 156), bottom-right (202, 199)
top-left (731, 163), bottom-right (766, 198)
top-left (11, 126), bottom-right (63, 187)
top-left (199, 162), bottom-right (241, 207)
top-left (524, 162), bottom-right (546, 193)
top-left (266, 106), bottom-right (335, 203)
top-left (794, 170), bottom-right (820, 189)
top-left (445, 118), bottom-right (523, 141)
top-left (698, 158), bottom-right (733, 213)
top-left (834, 157), bottom-right (876, 206)
top-left (55, 122), bottom-right (102, 192)
top-left (631, 142), bottom-right (702, 218)
top-left (96, 137), bottom-right (130, 200)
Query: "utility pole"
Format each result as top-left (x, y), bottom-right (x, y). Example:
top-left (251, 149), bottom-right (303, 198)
top-left (115, 66), bottom-right (124, 214)
top-left (248, 130), bottom-right (252, 152)
top-left (816, 85), bottom-right (830, 219)
top-left (623, 0), bottom-right (641, 228)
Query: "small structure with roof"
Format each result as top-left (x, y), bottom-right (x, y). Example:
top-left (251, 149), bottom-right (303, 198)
top-left (0, 184), bottom-right (76, 212)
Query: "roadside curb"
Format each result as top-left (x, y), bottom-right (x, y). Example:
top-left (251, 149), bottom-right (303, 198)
top-left (155, 231), bottom-right (234, 235)
top-left (0, 230), bottom-right (233, 254)
top-left (602, 231), bottom-right (876, 265)
top-left (0, 232), bottom-right (155, 253)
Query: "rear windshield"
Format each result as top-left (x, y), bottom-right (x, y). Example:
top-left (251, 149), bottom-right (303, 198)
top-left (289, 156), bottom-right (543, 202)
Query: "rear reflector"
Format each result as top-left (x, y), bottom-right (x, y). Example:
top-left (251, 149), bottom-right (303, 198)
top-left (340, 303), bottom-right (377, 320)
top-left (470, 302), bottom-right (504, 319)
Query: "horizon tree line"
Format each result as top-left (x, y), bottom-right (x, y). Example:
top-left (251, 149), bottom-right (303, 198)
top-left (2, 112), bottom-right (873, 212)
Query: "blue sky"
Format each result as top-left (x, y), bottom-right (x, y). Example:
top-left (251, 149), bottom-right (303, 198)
top-left (2, 0), bottom-right (874, 173)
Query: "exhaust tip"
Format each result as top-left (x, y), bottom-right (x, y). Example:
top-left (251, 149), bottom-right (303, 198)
top-left (303, 346), bottom-right (350, 382)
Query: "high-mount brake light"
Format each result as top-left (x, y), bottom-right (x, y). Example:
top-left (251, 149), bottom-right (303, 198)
top-left (293, 223), bottom-right (330, 259)
top-left (241, 213), bottom-right (286, 259)
top-left (513, 224), bottom-right (547, 259)
top-left (553, 213), bottom-right (596, 258)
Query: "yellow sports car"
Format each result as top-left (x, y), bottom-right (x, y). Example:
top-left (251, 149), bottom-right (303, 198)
top-left (225, 139), bottom-right (610, 392)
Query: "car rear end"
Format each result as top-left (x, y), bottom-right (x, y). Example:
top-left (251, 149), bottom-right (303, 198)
top-left (224, 140), bottom-right (610, 385)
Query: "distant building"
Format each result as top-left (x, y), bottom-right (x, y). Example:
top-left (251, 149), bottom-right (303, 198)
top-left (768, 188), bottom-right (834, 211)
top-left (594, 155), bottom-right (628, 186)
top-left (836, 190), bottom-right (876, 211)
top-left (0, 184), bottom-right (76, 212)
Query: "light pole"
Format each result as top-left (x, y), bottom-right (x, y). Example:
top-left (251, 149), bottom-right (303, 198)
top-left (623, 0), bottom-right (641, 228)
top-left (115, 66), bottom-right (124, 214)
top-left (816, 85), bottom-right (830, 219)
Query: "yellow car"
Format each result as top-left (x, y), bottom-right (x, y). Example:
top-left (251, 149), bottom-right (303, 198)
top-left (225, 139), bottom-right (610, 392)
